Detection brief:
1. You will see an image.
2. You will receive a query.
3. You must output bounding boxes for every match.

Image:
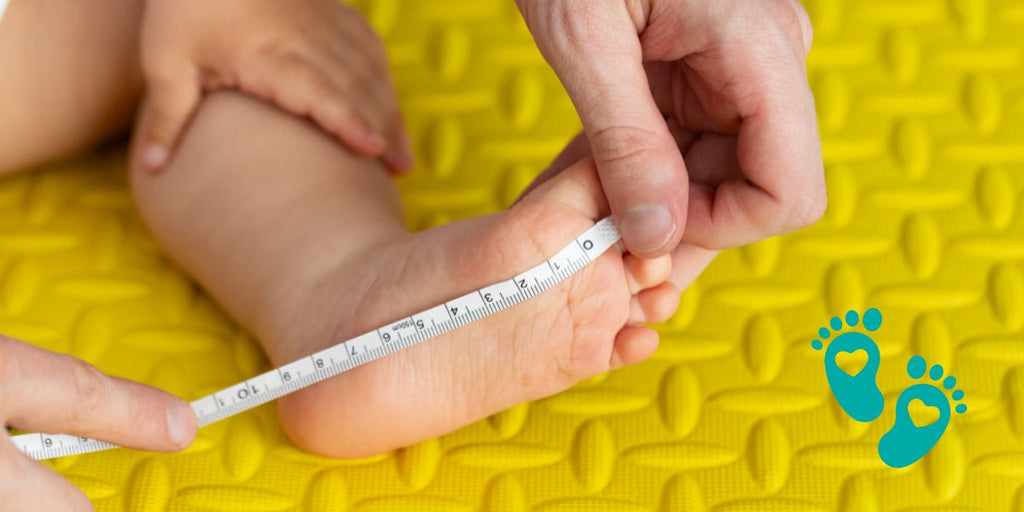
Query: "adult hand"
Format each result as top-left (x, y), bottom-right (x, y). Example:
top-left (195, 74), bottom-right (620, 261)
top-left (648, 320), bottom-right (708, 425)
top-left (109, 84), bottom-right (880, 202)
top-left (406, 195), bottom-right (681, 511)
top-left (136, 0), bottom-right (412, 174)
top-left (0, 335), bottom-right (196, 510)
top-left (518, 0), bottom-right (825, 255)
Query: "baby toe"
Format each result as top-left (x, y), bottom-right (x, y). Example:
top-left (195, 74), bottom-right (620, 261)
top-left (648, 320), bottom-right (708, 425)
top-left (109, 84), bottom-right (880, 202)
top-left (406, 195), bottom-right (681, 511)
top-left (610, 325), bottom-right (659, 369)
top-left (624, 253), bottom-right (673, 294)
top-left (628, 283), bottom-right (681, 324)
top-left (668, 243), bottom-right (718, 291)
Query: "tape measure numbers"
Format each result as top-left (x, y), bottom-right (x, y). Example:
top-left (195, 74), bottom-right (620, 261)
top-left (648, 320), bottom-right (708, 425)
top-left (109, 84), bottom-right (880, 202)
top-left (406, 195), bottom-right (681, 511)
top-left (10, 217), bottom-right (621, 461)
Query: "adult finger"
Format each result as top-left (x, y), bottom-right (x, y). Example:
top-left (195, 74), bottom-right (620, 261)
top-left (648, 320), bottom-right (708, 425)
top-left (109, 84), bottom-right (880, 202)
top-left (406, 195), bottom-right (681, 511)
top-left (526, 3), bottom-right (689, 257)
top-left (0, 441), bottom-right (93, 511)
top-left (682, 37), bottom-right (825, 248)
top-left (0, 337), bottom-right (196, 452)
top-left (681, 133), bottom-right (743, 186)
top-left (137, 53), bottom-right (200, 173)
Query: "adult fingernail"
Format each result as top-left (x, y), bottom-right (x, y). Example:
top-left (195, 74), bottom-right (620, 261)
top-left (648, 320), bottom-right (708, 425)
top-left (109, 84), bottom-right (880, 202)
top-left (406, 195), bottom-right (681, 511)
top-left (619, 205), bottom-right (676, 255)
top-left (141, 143), bottom-right (169, 171)
top-left (166, 402), bottom-right (196, 449)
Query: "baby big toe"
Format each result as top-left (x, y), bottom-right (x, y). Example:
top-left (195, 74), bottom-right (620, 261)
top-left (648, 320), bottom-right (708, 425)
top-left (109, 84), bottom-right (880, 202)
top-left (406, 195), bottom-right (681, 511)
top-left (610, 325), bottom-right (660, 369)
top-left (624, 253), bottom-right (673, 294)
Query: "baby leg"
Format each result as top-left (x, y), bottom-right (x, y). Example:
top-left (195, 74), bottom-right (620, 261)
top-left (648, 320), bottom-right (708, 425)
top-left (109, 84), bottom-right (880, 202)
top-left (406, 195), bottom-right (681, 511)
top-left (131, 91), bottom-right (709, 457)
top-left (0, 0), bottom-right (144, 174)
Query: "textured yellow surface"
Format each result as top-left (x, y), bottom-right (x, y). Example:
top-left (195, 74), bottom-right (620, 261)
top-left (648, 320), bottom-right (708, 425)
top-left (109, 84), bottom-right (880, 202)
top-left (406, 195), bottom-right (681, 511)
top-left (1, 0), bottom-right (1022, 510)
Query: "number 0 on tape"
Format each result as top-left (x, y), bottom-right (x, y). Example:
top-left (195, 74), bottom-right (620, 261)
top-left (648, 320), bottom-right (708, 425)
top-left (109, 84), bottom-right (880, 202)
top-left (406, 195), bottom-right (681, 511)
top-left (10, 218), bottom-right (621, 460)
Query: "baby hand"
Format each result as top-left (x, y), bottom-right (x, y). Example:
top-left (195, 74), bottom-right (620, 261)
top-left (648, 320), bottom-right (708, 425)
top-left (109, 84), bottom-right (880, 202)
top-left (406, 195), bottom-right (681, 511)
top-left (136, 0), bottom-right (412, 173)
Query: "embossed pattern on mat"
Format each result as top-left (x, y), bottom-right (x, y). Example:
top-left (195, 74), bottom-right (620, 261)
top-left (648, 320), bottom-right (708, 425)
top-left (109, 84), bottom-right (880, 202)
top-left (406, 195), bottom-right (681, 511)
top-left (0, 0), bottom-right (1022, 510)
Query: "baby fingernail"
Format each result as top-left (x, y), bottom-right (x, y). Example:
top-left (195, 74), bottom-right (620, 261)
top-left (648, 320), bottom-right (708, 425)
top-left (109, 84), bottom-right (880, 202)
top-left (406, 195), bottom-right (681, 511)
top-left (166, 402), bottom-right (196, 449)
top-left (619, 205), bottom-right (676, 255)
top-left (366, 132), bottom-right (387, 152)
top-left (141, 143), bottom-right (169, 171)
top-left (394, 133), bottom-right (415, 170)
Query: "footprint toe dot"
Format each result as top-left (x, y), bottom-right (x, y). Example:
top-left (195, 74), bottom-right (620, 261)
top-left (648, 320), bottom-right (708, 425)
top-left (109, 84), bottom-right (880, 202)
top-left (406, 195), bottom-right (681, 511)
top-left (845, 310), bottom-right (859, 326)
top-left (863, 308), bottom-right (882, 331)
top-left (830, 317), bottom-right (842, 330)
top-left (943, 376), bottom-right (956, 390)
top-left (956, 404), bottom-right (967, 414)
top-left (952, 389), bottom-right (964, 400)
top-left (929, 364), bottom-right (944, 381)
top-left (908, 355), bottom-right (927, 378)
top-left (819, 328), bottom-right (830, 338)
top-left (812, 339), bottom-right (823, 350)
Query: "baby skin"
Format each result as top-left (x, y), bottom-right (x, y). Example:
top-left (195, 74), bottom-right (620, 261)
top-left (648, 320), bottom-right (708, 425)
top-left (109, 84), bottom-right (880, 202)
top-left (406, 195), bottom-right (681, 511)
top-left (132, 92), bottom-right (715, 457)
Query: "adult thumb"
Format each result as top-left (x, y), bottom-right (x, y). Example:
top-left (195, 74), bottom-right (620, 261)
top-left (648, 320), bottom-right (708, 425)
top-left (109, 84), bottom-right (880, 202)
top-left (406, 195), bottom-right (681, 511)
top-left (137, 60), bottom-right (200, 173)
top-left (530, 4), bottom-right (688, 257)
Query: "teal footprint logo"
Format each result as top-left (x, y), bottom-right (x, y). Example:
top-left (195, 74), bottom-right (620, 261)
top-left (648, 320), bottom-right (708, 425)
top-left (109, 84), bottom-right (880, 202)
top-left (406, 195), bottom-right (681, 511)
top-left (877, 355), bottom-right (967, 468)
top-left (811, 309), bottom-right (967, 468)
top-left (811, 308), bottom-right (884, 422)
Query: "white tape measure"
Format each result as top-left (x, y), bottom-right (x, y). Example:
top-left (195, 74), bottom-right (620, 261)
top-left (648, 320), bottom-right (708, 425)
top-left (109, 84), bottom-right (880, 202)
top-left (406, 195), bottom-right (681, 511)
top-left (10, 217), bottom-right (621, 461)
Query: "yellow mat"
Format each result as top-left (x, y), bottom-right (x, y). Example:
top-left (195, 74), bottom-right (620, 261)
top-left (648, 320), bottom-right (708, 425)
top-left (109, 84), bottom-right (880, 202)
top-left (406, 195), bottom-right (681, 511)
top-left (1, 0), bottom-right (1022, 510)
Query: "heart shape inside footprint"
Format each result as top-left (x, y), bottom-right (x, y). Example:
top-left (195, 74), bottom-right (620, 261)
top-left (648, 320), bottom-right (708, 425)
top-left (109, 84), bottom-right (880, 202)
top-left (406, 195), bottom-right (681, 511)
top-left (909, 398), bottom-right (941, 427)
top-left (835, 349), bottom-right (868, 377)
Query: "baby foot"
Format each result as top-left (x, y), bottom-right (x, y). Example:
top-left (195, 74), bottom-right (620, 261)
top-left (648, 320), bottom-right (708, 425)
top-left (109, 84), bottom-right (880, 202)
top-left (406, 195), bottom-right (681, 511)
top-left (272, 158), bottom-right (710, 458)
top-left (812, 309), bottom-right (884, 422)
top-left (878, 355), bottom-right (967, 468)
